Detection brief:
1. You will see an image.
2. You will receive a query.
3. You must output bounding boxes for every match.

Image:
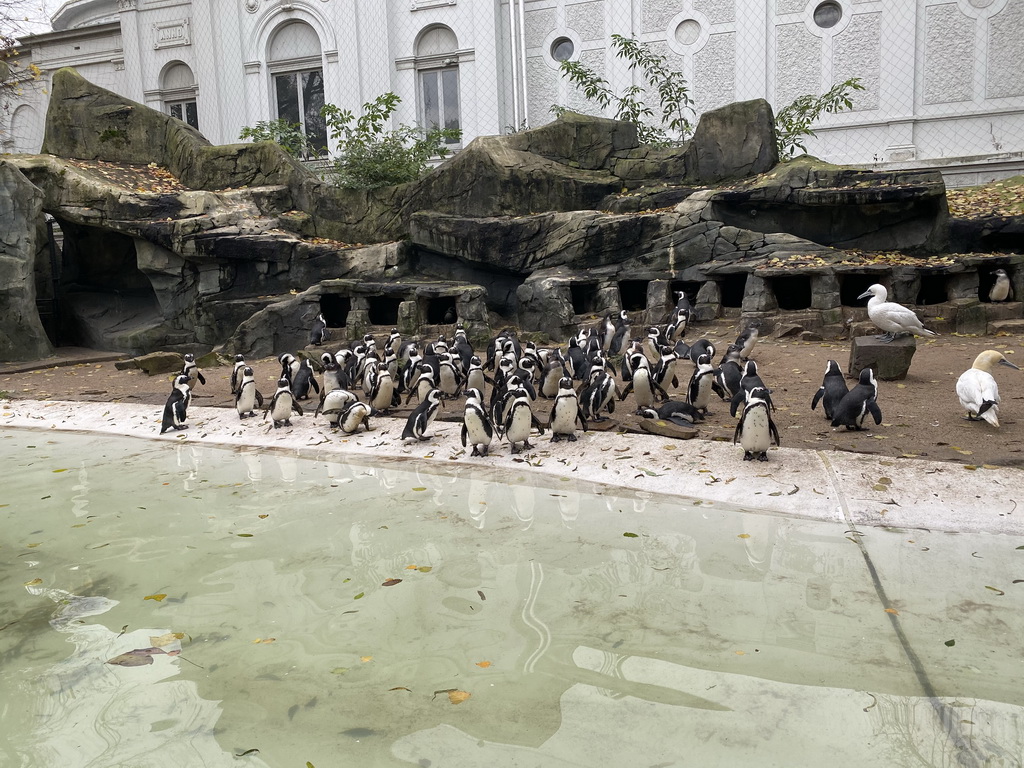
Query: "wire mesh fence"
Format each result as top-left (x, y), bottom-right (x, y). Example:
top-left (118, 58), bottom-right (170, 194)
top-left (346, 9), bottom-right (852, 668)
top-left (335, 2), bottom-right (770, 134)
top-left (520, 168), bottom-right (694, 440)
top-left (3, 0), bottom-right (1023, 186)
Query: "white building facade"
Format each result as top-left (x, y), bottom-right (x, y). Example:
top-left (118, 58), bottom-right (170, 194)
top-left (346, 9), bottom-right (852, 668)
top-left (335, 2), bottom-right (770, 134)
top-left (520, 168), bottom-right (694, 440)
top-left (6, 0), bottom-right (1024, 185)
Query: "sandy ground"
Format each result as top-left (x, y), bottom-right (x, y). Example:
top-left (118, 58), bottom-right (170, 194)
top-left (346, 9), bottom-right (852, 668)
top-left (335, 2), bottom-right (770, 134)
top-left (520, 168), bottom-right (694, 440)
top-left (1, 321), bottom-right (1023, 536)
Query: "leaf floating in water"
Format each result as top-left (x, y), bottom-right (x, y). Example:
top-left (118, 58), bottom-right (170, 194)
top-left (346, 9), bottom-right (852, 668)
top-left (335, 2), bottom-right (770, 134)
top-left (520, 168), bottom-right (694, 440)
top-left (737, 534), bottom-right (751, 539)
top-left (361, 656), bottom-right (373, 663)
top-left (447, 690), bottom-right (471, 705)
top-left (381, 578), bottom-right (402, 587)
top-left (107, 647), bottom-right (176, 667)
top-left (389, 686), bottom-right (411, 692)
top-left (862, 693), bottom-right (878, 712)
top-left (475, 661), bottom-right (491, 668)
top-left (412, 487), bottom-right (427, 492)
top-left (258, 514), bottom-right (269, 519)
top-left (353, 592), bottom-right (365, 600)
top-left (985, 586), bottom-right (1005, 596)
top-left (253, 637), bottom-right (276, 644)
top-left (23, 578), bottom-right (42, 586)
top-left (417, 566), bottom-right (432, 573)
top-left (150, 632), bottom-right (185, 647)
top-left (237, 533), bottom-right (254, 538)
top-left (52, 468), bottom-right (68, 473)
top-left (884, 608), bottom-right (899, 615)
top-left (622, 532), bottom-right (639, 538)
top-left (331, 667), bottom-right (349, 675)
top-left (234, 748), bottom-right (260, 757)
top-left (945, 639), bottom-right (956, 647)
top-left (144, 593), bottom-right (167, 602)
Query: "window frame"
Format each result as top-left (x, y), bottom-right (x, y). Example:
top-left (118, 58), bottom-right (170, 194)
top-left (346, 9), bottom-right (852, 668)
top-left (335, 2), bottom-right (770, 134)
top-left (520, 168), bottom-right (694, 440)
top-left (268, 56), bottom-right (327, 158)
top-left (418, 63), bottom-right (462, 148)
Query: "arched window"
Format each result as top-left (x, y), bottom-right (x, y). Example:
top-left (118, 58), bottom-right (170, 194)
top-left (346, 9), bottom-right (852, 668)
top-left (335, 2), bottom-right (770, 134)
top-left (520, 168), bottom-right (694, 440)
top-left (415, 25), bottom-right (461, 147)
top-left (268, 21), bottom-right (326, 155)
top-left (161, 62), bottom-right (199, 129)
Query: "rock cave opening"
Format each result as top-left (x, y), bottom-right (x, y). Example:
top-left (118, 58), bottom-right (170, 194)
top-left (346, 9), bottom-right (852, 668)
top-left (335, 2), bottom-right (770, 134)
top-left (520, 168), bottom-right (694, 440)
top-left (55, 220), bottom-right (163, 351)
top-left (618, 280), bottom-right (650, 312)
top-left (320, 294), bottom-right (351, 328)
top-left (916, 273), bottom-right (948, 305)
top-left (368, 297), bottom-right (402, 326)
top-left (571, 282), bottom-right (600, 315)
top-left (839, 274), bottom-right (878, 306)
top-left (424, 296), bottom-right (458, 325)
top-left (981, 230), bottom-right (1024, 254)
top-left (719, 274), bottom-right (747, 309)
top-left (771, 275), bottom-right (813, 310)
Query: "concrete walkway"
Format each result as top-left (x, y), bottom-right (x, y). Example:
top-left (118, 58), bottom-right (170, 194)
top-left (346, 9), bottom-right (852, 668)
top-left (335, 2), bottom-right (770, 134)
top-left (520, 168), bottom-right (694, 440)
top-left (2, 398), bottom-right (1020, 536)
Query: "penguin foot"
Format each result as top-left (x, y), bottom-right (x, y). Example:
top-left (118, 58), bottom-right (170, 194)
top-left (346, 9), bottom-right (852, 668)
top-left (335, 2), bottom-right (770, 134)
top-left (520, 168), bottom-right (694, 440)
top-left (284, 420), bottom-right (293, 427)
top-left (743, 452), bottom-right (754, 461)
top-left (174, 424), bottom-right (189, 431)
top-left (568, 434), bottom-right (578, 442)
top-left (523, 440), bottom-right (534, 449)
top-left (511, 444), bottom-right (521, 455)
top-left (758, 453), bottom-right (769, 462)
top-left (551, 434), bottom-right (562, 443)
top-left (471, 446), bottom-right (481, 456)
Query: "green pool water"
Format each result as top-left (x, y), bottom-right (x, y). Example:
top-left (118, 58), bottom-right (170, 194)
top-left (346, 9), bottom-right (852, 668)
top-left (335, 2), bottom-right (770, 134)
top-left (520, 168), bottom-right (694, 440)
top-left (1, 429), bottom-right (1022, 767)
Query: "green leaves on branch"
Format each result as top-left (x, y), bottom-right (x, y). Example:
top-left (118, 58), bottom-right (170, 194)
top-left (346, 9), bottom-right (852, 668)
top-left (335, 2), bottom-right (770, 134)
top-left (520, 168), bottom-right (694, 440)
top-left (238, 119), bottom-right (313, 159)
top-left (775, 77), bottom-right (864, 158)
top-left (554, 34), bottom-right (694, 146)
top-left (322, 93), bottom-right (461, 189)
top-left (239, 92), bottom-right (461, 189)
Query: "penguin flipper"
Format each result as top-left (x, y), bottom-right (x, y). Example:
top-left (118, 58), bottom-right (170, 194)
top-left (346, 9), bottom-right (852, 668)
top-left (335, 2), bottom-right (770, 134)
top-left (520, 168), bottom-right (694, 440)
top-left (311, 377), bottom-right (320, 395)
top-left (197, 371), bottom-right (206, 385)
top-left (729, 391), bottom-right (743, 418)
top-left (867, 400), bottom-right (882, 425)
top-left (733, 416), bottom-right (743, 445)
top-left (255, 390), bottom-right (264, 407)
top-left (769, 417), bottom-right (781, 447)
top-left (811, 387), bottom-right (824, 411)
top-left (577, 408), bottom-right (588, 432)
top-left (532, 413), bottom-right (546, 434)
top-left (461, 423), bottom-right (468, 447)
top-left (653, 380), bottom-right (670, 402)
top-left (620, 381), bottom-right (634, 400)
top-left (293, 401), bottom-right (304, 417)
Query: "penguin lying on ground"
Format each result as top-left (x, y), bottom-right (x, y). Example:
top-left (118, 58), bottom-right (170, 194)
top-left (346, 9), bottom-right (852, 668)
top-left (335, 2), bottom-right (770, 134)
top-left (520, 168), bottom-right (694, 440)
top-left (831, 368), bottom-right (882, 431)
top-left (734, 387), bottom-right (779, 461)
top-left (160, 374), bottom-right (192, 433)
top-left (956, 350), bottom-right (1020, 427)
top-left (639, 400), bottom-right (704, 426)
top-left (265, 378), bottom-right (303, 428)
top-left (858, 284), bottom-right (938, 342)
top-left (810, 360), bottom-right (849, 420)
top-left (234, 366), bottom-right (263, 419)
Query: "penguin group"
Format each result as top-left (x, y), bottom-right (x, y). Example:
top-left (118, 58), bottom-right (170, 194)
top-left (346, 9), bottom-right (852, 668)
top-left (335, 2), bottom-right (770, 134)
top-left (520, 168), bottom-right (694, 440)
top-left (155, 279), bottom-right (1020, 461)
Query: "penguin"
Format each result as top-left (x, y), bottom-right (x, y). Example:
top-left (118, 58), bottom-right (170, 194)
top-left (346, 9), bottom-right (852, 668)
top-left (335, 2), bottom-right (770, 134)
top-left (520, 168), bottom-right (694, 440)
top-left (687, 339), bottom-right (715, 366)
top-left (640, 400), bottom-right (704, 426)
top-left (291, 357), bottom-right (320, 401)
top-left (713, 345), bottom-right (743, 401)
top-left (620, 354), bottom-right (669, 414)
top-left (403, 388), bottom-right (442, 441)
top-left (461, 388), bottom-right (494, 456)
top-left (338, 401), bottom-right (373, 435)
top-left (503, 387), bottom-right (545, 454)
top-left (608, 310), bottom-right (631, 357)
top-left (831, 368), bottom-right (882, 431)
top-left (729, 360), bottom-right (774, 417)
top-left (989, 269), bottom-right (1012, 302)
top-left (321, 352), bottom-right (349, 393)
top-left (686, 353), bottom-right (716, 415)
top-left (367, 367), bottom-right (399, 414)
top-left (666, 305), bottom-right (689, 341)
top-left (674, 290), bottom-right (692, 313)
top-left (597, 313), bottom-right (617, 352)
top-left (641, 327), bottom-right (663, 362)
top-left (278, 353), bottom-right (299, 384)
top-left (265, 378), bottom-right (303, 428)
top-left (580, 369), bottom-right (617, 422)
top-left (386, 328), bottom-right (402, 357)
top-left (566, 335), bottom-right (588, 381)
top-left (406, 369), bottom-right (436, 406)
top-left (549, 376), bottom-right (587, 442)
top-left (734, 320), bottom-right (762, 361)
top-left (443, 306), bottom-right (457, 324)
top-left (956, 349), bottom-right (1020, 427)
top-left (234, 366), bottom-right (264, 419)
top-left (229, 354), bottom-right (246, 395)
top-left (314, 388), bottom-right (358, 428)
top-left (181, 353), bottom-right (206, 389)
top-left (465, 355), bottom-right (491, 394)
top-left (652, 346), bottom-right (680, 393)
top-left (309, 312), bottom-right (328, 346)
top-left (160, 374), bottom-right (192, 433)
top-left (437, 353), bottom-right (463, 399)
top-left (810, 360), bottom-right (850, 420)
top-left (858, 284), bottom-right (938, 342)
top-left (734, 387), bottom-right (780, 461)
top-left (539, 357), bottom-right (567, 399)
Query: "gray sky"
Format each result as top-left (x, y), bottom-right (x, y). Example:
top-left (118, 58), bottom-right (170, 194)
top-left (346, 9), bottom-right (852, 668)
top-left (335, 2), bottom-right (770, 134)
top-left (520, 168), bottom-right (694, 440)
top-left (7, 0), bottom-right (60, 38)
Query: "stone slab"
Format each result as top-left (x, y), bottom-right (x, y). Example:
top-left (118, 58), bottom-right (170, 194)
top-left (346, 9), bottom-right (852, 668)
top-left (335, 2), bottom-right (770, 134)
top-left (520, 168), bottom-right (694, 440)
top-left (848, 335), bottom-right (916, 380)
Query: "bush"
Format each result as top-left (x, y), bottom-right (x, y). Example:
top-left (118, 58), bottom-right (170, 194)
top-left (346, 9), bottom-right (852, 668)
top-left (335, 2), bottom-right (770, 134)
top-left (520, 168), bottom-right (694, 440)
top-left (775, 78), bottom-right (865, 158)
top-left (322, 93), bottom-right (461, 189)
top-left (238, 119), bottom-right (311, 159)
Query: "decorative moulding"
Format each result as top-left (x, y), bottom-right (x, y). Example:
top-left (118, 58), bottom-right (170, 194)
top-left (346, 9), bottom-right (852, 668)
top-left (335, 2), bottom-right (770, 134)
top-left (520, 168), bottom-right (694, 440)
top-left (411, 0), bottom-right (456, 10)
top-left (154, 18), bottom-right (191, 50)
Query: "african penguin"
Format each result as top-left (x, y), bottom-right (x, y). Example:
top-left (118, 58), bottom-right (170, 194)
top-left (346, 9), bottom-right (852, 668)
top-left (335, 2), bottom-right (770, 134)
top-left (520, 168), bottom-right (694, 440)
top-left (229, 354), bottom-right (246, 395)
top-left (734, 387), bottom-right (780, 461)
top-left (989, 269), bottom-right (1012, 302)
top-left (461, 388), bottom-right (494, 456)
top-left (338, 401), bottom-right (374, 435)
top-left (234, 366), bottom-right (264, 419)
top-left (734, 320), bottom-right (762, 361)
top-left (503, 387), bottom-right (545, 454)
top-left (810, 360), bottom-right (849, 420)
top-left (621, 354), bottom-right (668, 413)
top-left (181, 353), bottom-right (206, 389)
top-left (729, 360), bottom-right (774, 417)
top-left (686, 353), bottom-right (715, 416)
top-left (314, 388), bottom-right (358, 428)
top-left (265, 377), bottom-right (303, 428)
top-left (160, 374), bottom-right (192, 433)
top-left (368, 368), bottom-right (399, 414)
top-left (291, 358), bottom-right (320, 401)
top-left (640, 400), bottom-right (704, 426)
top-left (549, 377), bottom-right (587, 442)
top-left (309, 312), bottom-right (328, 346)
top-left (403, 388), bottom-right (442, 441)
top-left (830, 368), bottom-right (882, 431)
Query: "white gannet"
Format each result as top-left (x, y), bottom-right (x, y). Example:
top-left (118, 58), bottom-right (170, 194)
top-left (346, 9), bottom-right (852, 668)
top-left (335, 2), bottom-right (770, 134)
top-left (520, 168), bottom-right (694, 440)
top-left (956, 350), bottom-right (1020, 427)
top-left (857, 284), bottom-right (938, 342)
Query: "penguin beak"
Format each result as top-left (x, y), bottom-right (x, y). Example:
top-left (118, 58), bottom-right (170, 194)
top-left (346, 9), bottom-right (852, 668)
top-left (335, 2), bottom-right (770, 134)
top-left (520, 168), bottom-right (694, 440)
top-left (999, 358), bottom-right (1021, 371)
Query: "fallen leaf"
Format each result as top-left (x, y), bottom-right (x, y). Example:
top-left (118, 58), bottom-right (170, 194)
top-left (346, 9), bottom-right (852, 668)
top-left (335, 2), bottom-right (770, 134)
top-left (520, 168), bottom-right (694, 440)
top-left (623, 532), bottom-right (639, 538)
top-left (945, 639), bottom-right (956, 647)
top-left (361, 656), bottom-right (373, 663)
top-left (389, 686), bottom-right (411, 692)
top-left (144, 593), bottom-right (167, 602)
top-left (382, 578), bottom-right (402, 587)
top-left (884, 608), bottom-right (899, 615)
top-left (475, 661), bottom-right (492, 668)
top-left (353, 592), bottom-right (365, 600)
top-left (149, 631), bottom-right (185, 647)
top-left (737, 533), bottom-right (751, 539)
top-left (253, 637), bottom-right (276, 644)
top-left (412, 487), bottom-right (427, 492)
top-left (331, 667), bottom-right (349, 675)
top-left (447, 690), bottom-right (471, 705)
top-left (23, 578), bottom-right (42, 586)
top-left (985, 586), bottom-right (1005, 596)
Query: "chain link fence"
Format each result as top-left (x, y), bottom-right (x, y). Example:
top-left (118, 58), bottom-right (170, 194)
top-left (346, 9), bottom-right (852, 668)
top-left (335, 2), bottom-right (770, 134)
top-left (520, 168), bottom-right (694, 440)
top-left (5, 0), bottom-right (1024, 187)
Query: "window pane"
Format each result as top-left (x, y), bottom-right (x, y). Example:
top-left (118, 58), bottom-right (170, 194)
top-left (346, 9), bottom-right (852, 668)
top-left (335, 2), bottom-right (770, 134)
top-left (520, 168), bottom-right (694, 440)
top-left (169, 103), bottom-right (182, 120)
top-left (275, 73), bottom-right (299, 124)
top-left (184, 101), bottom-right (199, 129)
top-left (421, 71), bottom-right (439, 130)
top-left (441, 68), bottom-right (460, 141)
top-left (301, 69), bottom-right (327, 153)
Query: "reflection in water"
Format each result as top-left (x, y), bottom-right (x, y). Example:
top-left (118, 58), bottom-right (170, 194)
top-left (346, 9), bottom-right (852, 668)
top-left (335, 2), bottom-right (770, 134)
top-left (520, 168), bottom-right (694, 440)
top-left (1, 431), bottom-right (1023, 768)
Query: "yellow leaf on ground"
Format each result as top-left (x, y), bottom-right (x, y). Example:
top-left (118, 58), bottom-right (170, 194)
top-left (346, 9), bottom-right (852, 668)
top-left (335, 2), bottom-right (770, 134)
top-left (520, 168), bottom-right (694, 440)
top-left (737, 533), bottom-right (750, 539)
top-left (448, 690), bottom-right (471, 705)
